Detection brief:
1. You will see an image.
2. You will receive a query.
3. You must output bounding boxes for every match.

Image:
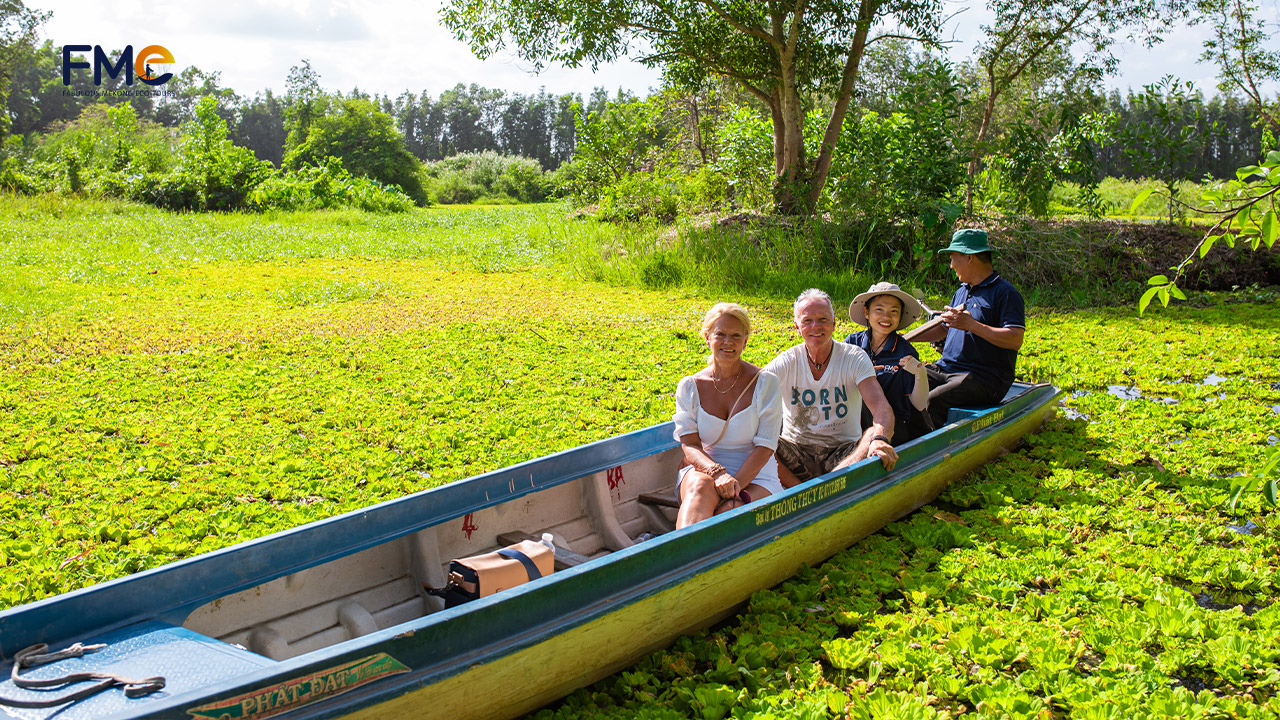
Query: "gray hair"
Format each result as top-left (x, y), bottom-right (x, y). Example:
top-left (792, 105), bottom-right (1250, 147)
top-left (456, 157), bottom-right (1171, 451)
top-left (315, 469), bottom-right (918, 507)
top-left (793, 288), bottom-right (834, 318)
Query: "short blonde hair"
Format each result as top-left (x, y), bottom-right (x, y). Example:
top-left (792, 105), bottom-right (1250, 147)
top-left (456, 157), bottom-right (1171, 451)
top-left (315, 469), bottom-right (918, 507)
top-left (700, 302), bottom-right (751, 339)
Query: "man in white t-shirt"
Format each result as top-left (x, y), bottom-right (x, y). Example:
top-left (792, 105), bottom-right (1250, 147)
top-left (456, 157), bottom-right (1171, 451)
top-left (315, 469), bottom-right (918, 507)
top-left (764, 289), bottom-right (897, 486)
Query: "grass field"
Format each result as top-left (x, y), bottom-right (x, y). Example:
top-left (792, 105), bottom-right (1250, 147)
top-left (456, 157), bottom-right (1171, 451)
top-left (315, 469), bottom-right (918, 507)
top-left (2, 196), bottom-right (1279, 718)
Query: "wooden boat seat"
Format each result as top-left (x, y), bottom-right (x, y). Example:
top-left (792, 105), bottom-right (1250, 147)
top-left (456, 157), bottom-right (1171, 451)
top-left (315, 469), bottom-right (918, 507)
top-left (637, 492), bottom-right (680, 509)
top-left (496, 532), bottom-right (591, 570)
top-left (945, 406), bottom-right (991, 424)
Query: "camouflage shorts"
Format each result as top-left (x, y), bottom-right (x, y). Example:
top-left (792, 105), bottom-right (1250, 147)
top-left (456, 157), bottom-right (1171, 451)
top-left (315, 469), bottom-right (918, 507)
top-left (775, 437), bottom-right (862, 483)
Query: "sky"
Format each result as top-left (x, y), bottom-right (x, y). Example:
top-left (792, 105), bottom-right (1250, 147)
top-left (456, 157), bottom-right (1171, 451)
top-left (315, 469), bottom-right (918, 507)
top-left (34, 0), bottom-right (1264, 102)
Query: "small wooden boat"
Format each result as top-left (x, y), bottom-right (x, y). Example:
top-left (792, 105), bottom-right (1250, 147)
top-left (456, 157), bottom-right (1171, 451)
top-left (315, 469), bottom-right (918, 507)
top-left (0, 382), bottom-right (1059, 720)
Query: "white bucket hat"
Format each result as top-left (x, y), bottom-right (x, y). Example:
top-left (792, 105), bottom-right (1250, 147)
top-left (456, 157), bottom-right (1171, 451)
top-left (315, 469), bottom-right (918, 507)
top-left (848, 282), bottom-right (924, 331)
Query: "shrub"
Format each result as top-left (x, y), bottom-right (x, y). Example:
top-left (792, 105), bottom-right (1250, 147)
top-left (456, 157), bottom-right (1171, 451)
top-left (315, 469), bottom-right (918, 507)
top-left (31, 104), bottom-right (176, 196)
top-left (423, 151), bottom-right (551, 204)
top-left (596, 171), bottom-right (679, 221)
top-left (128, 170), bottom-right (202, 211)
top-left (561, 96), bottom-right (665, 203)
top-left (176, 97), bottom-right (272, 211)
top-left (286, 99), bottom-right (428, 206)
top-left (712, 105), bottom-right (773, 211)
top-left (674, 166), bottom-right (731, 215)
top-left (0, 140), bottom-right (42, 194)
top-left (248, 159), bottom-right (414, 213)
top-left (827, 60), bottom-right (966, 228)
top-left (0, 163), bottom-right (41, 194)
top-left (428, 169), bottom-right (481, 204)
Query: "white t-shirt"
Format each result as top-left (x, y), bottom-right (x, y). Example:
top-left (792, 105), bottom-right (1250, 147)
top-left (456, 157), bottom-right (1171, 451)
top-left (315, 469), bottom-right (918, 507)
top-left (764, 343), bottom-right (875, 447)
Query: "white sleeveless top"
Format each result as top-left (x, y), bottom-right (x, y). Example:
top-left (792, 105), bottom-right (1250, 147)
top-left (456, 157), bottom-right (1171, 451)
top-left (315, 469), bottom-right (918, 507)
top-left (673, 371), bottom-right (783, 489)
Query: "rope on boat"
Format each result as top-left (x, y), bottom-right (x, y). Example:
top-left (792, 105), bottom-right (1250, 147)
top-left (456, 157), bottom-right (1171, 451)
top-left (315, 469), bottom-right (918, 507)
top-left (0, 643), bottom-right (166, 709)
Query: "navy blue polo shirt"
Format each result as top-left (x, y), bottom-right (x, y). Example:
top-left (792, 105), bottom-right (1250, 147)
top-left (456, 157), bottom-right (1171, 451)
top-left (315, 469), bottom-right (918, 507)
top-left (843, 330), bottom-right (921, 424)
top-left (936, 271), bottom-right (1025, 386)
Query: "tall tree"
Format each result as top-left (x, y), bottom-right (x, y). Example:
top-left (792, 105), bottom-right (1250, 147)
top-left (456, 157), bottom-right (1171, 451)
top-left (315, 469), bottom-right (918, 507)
top-left (1195, 0), bottom-right (1280, 136)
top-left (283, 60), bottom-right (328, 156)
top-left (963, 0), bottom-right (1167, 211)
top-left (442, 0), bottom-right (940, 214)
top-left (233, 90), bottom-right (287, 166)
top-left (552, 93), bottom-right (579, 166)
top-left (0, 0), bottom-right (48, 139)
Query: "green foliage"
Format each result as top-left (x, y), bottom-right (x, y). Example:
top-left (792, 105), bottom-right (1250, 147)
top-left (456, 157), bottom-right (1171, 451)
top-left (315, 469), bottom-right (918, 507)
top-left (146, 96), bottom-right (272, 211)
top-left (1, 97), bottom-right (419, 214)
top-left (1139, 148), bottom-right (1280, 316)
top-left (20, 104), bottom-right (174, 196)
top-left (596, 171), bottom-right (680, 222)
top-left (1068, 176), bottom-right (1207, 219)
top-left (711, 105), bottom-right (773, 211)
top-left (1050, 108), bottom-right (1114, 218)
top-left (248, 158), bottom-right (415, 213)
top-left (0, 0), bottom-right (49, 138)
top-left (444, 0), bottom-right (942, 215)
top-left (982, 112), bottom-right (1058, 218)
top-left (559, 95), bottom-right (664, 204)
top-left (286, 98), bottom-right (428, 206)
top-left (423, 151), bottom-right (551, 204)
top-left (1121, 76), bottom-right (1218, 223)
top-left (1197, 0), bottom-right (1280, 134)
top-left (0, 140), bottom-right (41, 194)
top-left (557, 91), bottom-right (738, 220)
top-left (829, 59), bottom-right (966, 229)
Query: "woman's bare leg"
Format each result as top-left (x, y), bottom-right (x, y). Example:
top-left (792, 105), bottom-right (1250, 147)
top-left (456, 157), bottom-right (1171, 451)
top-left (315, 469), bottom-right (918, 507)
top-left (677, 472), bottom-right (721, 528)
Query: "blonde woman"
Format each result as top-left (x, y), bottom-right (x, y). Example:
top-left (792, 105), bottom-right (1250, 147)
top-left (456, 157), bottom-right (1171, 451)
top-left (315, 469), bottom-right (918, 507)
top-left (672, 303), bottom-right (784, 528)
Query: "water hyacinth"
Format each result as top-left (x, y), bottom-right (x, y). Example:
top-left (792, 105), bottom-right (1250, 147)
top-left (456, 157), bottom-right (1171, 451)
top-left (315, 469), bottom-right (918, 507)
top-left (1, 196), bottom-right (1278, 718)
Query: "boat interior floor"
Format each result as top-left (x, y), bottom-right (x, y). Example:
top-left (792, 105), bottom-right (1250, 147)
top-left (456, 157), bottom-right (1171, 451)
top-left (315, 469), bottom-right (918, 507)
top-left (179, 447), bottom-right (687, 661)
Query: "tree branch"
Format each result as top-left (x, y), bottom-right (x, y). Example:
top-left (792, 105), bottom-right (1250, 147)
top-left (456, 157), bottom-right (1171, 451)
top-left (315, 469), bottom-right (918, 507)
top-left (786, 0), bottom-right (811, 56)
top-left (637, 50), bottom-right (775, 105)
top-left (692, 0), bottom-right (782, 49)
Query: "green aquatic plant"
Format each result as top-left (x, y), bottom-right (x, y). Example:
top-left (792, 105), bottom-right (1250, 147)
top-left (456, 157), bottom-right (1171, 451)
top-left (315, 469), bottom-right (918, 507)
top-left (2, 199), bottom-right (1278, 717)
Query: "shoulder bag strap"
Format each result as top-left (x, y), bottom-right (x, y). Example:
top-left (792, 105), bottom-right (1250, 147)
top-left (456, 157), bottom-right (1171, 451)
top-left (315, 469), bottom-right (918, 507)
top-left (709, 373), bottom-right (759, 448)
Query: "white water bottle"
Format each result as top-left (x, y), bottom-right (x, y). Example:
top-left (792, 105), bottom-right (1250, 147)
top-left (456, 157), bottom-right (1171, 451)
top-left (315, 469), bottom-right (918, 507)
top-left (540, 532), bottom-right (557, 557)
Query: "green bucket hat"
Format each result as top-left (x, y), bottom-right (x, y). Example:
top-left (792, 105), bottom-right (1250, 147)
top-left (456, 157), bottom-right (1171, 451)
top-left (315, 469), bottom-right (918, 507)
top-left (938, 228), bottom-right (995, 255)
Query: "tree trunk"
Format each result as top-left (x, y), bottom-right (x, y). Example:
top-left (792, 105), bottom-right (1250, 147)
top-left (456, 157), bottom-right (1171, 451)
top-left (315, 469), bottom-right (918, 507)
top-left (771, 51), bottom-right (813, 214)
top-left (964, 76), bottom-right (1001, 215)
top-left (807, 0), bottom-right (877, 210)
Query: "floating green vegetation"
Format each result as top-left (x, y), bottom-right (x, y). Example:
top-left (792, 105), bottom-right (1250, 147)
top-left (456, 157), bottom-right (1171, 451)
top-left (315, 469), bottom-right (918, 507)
top-left (533, 306), bottom-right (1280, 719)
top-left (1, 198), bottom-right (1278, 717)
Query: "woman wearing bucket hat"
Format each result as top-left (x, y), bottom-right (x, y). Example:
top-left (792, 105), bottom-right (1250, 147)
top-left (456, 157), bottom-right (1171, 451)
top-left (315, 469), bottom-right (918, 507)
top-left (843, 282), bottom-right (932, 444)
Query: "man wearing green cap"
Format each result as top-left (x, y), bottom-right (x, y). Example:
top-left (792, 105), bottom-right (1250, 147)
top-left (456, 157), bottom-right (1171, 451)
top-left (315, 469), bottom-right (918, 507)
top-left (913, 229), bottom-right (1025, 428)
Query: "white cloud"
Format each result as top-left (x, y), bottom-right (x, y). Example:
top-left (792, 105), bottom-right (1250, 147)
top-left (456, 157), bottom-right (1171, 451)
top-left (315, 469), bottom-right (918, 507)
top-left (38, 0), bottom-right (661, 99)
top-left (194, 0), bottom-right (375, 41)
